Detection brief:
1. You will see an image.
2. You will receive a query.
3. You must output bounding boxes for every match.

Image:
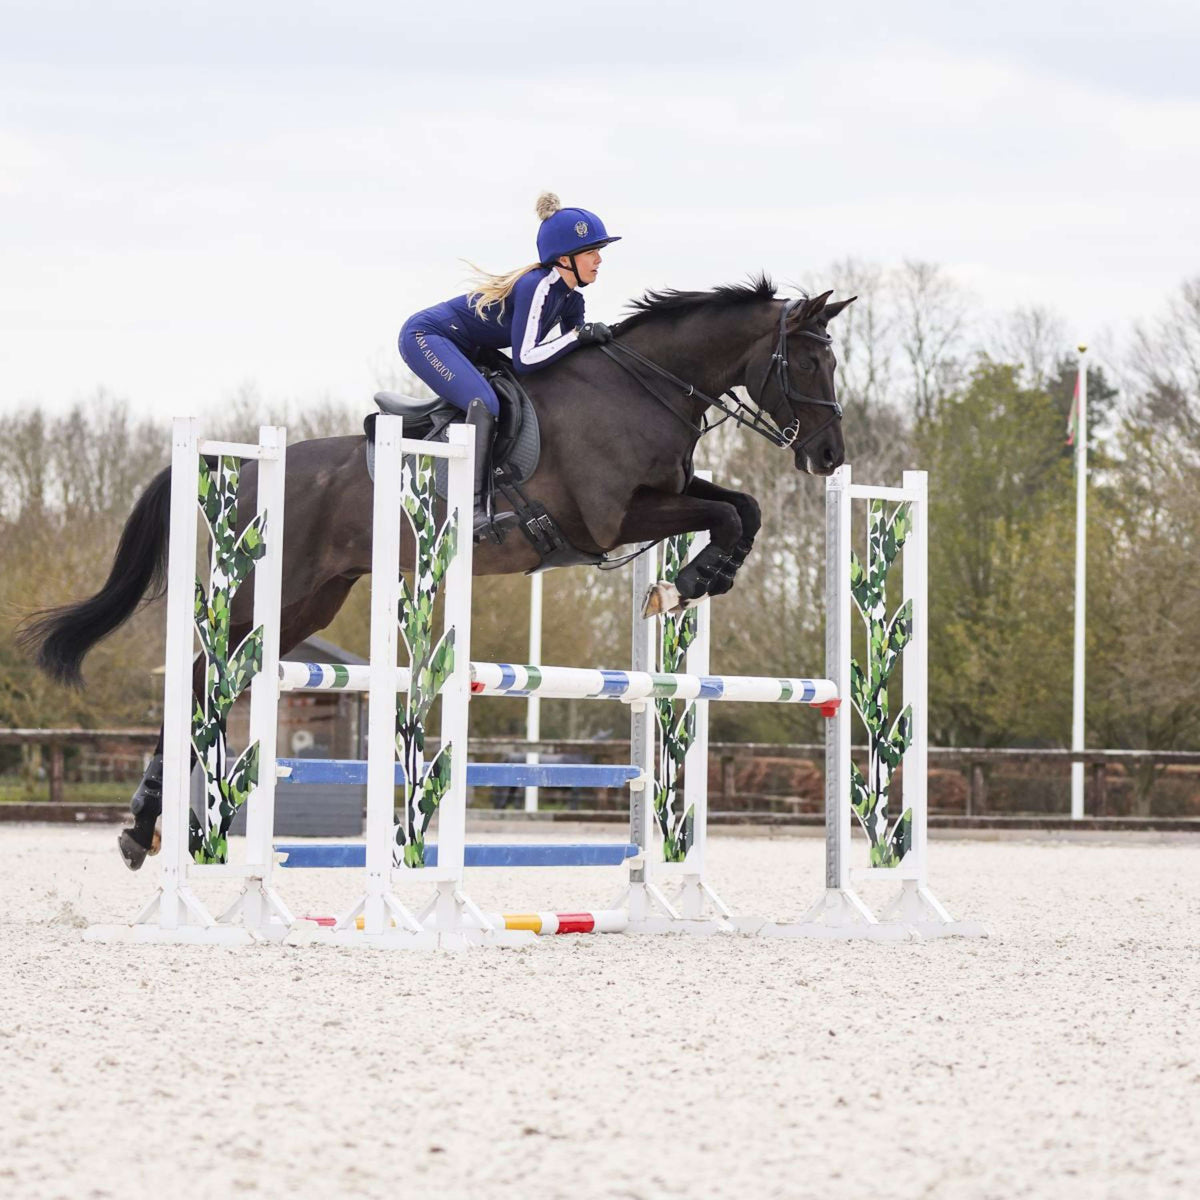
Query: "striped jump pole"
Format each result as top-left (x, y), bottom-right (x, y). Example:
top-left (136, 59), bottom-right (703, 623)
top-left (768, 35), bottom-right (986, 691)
top-left (279, 660), bottom-right (836, 707)
top-left (468, 663), bottom-right (837, 706)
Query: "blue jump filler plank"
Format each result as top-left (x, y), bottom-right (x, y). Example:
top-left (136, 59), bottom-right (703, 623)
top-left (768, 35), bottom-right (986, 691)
top-left (276, 759), bottom-right (640, 789)
top-left (275, 842), bottom-right (641, 869)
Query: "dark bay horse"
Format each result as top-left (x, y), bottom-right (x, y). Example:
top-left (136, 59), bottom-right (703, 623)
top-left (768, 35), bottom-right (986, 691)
top-left (21, 275), bottom-right (853, 866)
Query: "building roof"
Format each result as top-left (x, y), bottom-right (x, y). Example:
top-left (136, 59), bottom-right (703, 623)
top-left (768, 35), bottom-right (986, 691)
top-left (154, 633), bottom-right (367, 676)
top-left (284, 635), bottom-right (367, 666)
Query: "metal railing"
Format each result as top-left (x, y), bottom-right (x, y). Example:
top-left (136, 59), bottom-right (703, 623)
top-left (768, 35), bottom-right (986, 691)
top-left (0, 728), bottom-right (159, 806)
top-left (5, 729), bottom-right (1200, 820)
top-left (467, 737), bottom-right (1200, 819)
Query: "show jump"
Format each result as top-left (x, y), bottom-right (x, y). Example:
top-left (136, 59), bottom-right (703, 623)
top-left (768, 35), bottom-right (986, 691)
top-left (85, 416), bottom-right (983, 948)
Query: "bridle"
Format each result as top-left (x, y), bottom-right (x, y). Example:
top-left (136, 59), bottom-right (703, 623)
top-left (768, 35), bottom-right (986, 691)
top-left (600, 296), bottom-right (844, 453)
top-left (752, 297), bottom-right (843, 452)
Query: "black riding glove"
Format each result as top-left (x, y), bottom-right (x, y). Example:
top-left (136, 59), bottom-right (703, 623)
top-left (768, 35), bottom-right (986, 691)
top-left (577, 322), bottom-right (614, 345)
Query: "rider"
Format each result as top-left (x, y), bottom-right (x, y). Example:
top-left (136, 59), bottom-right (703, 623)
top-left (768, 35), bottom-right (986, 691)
top-left (398, 192), bottom-right (619, 541)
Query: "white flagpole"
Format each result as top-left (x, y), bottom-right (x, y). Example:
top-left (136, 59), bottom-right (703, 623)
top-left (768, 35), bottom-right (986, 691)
top-left (1070, 345), bottom-right (1088, 819)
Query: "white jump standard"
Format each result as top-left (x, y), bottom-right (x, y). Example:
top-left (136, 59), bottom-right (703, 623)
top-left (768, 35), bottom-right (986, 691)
top-left (761, 468), bottom-right (985, 939)
top-left (86, 422), bottom-right (294, 945)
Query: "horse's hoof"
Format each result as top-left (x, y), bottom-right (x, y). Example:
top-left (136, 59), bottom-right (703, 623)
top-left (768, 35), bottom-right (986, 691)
top-left (118, 829), bottom-right (148, 871)
top-left (641, 583), bottom-right (705, 617)
top-left (641, 583), bottom-right (681, 618)
top-left (118, 827), bottom-right (159, 871)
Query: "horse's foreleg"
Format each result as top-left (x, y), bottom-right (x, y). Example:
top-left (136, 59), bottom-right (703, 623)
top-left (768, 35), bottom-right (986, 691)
top-left (614, 487), bottom-right (747, 616)
top-left (681, 477), bottom-right (761, 597)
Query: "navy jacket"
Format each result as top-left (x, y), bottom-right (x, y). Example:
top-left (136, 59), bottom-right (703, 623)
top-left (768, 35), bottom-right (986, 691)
top-left (413, 267), bottom-right (586, 375)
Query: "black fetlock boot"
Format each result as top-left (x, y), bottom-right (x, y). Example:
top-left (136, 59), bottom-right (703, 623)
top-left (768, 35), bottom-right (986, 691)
top-left (464, 399), bottom-right (518, 544)
top-left (118, 753), bottom-right (164, 871)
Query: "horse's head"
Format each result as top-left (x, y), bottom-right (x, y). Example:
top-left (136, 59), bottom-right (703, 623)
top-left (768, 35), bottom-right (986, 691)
top-left (746, 291), bottom-right (855, 475)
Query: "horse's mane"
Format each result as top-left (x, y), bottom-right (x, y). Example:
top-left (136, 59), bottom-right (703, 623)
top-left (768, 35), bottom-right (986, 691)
top-left (616, 273), bottom-right (778, 332)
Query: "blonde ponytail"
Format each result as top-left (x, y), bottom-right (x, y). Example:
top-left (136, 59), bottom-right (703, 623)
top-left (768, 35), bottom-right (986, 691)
top-left (463, 260), bottom-right (544, 321)
top-left (461, 193), bottom-right (567, 319)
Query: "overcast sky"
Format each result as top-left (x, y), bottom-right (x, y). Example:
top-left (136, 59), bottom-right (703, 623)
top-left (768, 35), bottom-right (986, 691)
top-left (3, 0), bottom-right (1198, 417)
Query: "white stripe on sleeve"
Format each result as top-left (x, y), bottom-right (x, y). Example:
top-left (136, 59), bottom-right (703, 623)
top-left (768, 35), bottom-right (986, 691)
top-left (518, 271), bottom-right (580, 367)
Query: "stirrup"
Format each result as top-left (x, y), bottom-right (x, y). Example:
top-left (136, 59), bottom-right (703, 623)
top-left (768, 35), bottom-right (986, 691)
top-left (473, 505), bottom-right (517, 545)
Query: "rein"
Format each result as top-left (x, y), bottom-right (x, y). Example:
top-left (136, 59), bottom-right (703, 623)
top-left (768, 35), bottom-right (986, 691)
top-left (601, 297), bottom-right (843, 452)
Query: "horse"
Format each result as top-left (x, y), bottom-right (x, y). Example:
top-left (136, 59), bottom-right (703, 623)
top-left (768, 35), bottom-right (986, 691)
top-left (19, 275), bottom-right (853, 867)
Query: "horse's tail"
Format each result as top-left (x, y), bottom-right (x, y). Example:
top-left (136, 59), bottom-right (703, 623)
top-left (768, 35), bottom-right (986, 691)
top-left (18, 466), bottom-right (174, 688)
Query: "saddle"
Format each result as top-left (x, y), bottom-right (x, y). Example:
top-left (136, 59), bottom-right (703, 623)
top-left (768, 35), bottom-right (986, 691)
top-left (364, 353), bottom-right (540, 499)
top-left (363, 352), bottom-right (604, 571)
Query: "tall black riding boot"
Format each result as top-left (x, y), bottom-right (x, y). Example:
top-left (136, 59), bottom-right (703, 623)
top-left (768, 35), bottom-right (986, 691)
top-left (465, 399), bottom-right (518, 544)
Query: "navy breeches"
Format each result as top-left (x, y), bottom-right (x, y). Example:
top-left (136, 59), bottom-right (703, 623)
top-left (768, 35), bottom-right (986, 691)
top-left (398, 318), bottom-right (500, 416)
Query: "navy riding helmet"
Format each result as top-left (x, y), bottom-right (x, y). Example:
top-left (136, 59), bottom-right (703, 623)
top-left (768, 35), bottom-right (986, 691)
top-left (535, 194), bottom-right (620, 285)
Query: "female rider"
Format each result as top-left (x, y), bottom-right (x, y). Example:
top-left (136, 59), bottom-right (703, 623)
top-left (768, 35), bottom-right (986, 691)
top-left (399, 192), bottom-right (619, 542)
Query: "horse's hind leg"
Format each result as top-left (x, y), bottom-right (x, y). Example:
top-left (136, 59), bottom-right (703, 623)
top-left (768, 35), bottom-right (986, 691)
top-left (117, 576), bottom-right (361, 869)
top-left (118, 728), bottom-right (165, 870)
top-left (117, 651), bottom-right (213, 870)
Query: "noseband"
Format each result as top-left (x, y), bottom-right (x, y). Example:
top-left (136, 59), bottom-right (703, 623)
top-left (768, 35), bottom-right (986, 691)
top-left (754, 298), bottom-right (843, 452)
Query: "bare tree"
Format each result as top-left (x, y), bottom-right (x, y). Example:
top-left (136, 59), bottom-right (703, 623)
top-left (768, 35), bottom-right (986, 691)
top-left (0, 408), bottom-right (49, 521)
top-left (823, 257), bottom-right (894, 414)
top-left (988, 305), bottom-right (1068, 389)
top-left (203, 382), bottom-right (364, 443)
top-left (895, 260), bottom-right (969, 421)
top-left (1123, 275), bottom-right (1200, 457)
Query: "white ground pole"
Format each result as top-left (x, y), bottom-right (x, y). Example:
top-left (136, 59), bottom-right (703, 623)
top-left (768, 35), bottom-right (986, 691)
top-left (86, 420), bottom-right (291, 945)
top-left (1071, 347), bottom-right (1089, 820)
top-left (311, 417), bottom-right (530, 949)
top-left (524, 572), bottom-right (543, 813)
top-left (761, 467), bottom-right (985, 940)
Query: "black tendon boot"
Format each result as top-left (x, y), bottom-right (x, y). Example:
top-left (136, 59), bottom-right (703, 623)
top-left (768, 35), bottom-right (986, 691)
top-left (118, 753), bottom-right (164, 870)
top-left (464, 399), bottom-right (518, 544)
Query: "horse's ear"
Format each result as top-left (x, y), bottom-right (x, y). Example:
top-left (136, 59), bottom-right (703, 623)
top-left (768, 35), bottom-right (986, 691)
top-left (818, 296), bottom-right (857, 325)
top-left (792, 290), bottom-right (834, 323)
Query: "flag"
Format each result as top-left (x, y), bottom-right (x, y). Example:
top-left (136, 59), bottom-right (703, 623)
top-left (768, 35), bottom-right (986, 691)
top-left (1066, 370), bottom-right (1081, 446)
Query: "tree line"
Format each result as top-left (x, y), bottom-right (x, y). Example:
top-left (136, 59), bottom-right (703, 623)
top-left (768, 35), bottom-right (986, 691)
top-left (2, 265), bottom-right (1198, 757)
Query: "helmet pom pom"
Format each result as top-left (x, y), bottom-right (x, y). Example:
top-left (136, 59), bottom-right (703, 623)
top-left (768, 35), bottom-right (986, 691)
top-left (535, 191), bottom-right (561, 221)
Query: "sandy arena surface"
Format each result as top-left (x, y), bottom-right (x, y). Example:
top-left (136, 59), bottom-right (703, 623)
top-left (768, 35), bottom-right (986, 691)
top-left (2, 823), bottom-right (1198, 1200)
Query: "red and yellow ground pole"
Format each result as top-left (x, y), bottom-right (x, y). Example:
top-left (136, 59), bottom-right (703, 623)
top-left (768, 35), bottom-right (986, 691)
top-left (488, 910), bottom-right (628, 934)
top-left (303, 910), bottom-right (629, 935)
